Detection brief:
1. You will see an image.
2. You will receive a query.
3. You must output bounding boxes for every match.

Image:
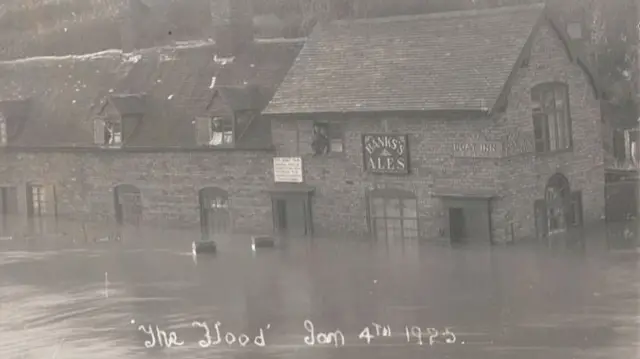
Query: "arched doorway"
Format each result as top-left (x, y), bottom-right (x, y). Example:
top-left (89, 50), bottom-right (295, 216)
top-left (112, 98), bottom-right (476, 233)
top-left (114, 184), bottom-right (143, 226)
top-left (199, 187), bottom-right (230, 240)
top-left (545, 173), bottom-right (571, 234)
top-left (534, 173), bottom-right (583, 238)
top-left (368, 188), bottom-right (419, 241)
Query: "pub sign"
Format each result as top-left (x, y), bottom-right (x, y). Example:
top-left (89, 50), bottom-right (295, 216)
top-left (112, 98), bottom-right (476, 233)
top-left (362, 133), bottom-right (409, 174)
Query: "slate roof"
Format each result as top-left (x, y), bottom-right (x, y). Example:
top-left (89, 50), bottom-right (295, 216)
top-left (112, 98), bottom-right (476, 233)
top-left (109, 94), bottom-right (146, 115)
top-left (0, 38), bottom-right (304, 148)
top-left (216, 86), bottom-right (263, 112)
top-left (264, 4), bottom-right (547, 115)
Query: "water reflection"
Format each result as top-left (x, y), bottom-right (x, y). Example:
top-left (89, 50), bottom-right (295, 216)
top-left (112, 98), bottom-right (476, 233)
top-left (0, 221), bottom-right (638, 359)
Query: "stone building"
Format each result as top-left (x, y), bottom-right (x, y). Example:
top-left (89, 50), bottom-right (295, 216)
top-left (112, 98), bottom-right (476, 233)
top-left (0, 4), bottom-right (606, 245)
top-left (0, 28), bottom-right (303, 240)
top-left (264, 4), bottom-right (606, 243)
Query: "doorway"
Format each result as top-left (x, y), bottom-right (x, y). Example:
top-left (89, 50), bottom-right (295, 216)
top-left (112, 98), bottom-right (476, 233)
top-left (269, 185), bottom-right (314, 238)
top-left (448, 207), bottom-right (466, 243)
top-left (0, 186), bottom-right (18, 234)
top-left (368, 188), bottom-right (419, 242)
top-left (273, 197), bottom-right (308, 237)
top-left (199, 187), bottom-right (230, 240)
top-left (440, 195), bottom-right (493, 245)
top-left (114, 184), bottom-right (143, 226)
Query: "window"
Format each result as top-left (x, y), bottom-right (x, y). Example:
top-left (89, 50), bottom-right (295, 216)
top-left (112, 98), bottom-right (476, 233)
top-left (624, 128), bottom-right (639, 167)
top-left (26, 184), bottom-right (56, 217)
top-left (368, 189), bottom-right (418, 241)
top-left (0, 117), bottom-right (7, 145)
top-left (311, 121), bottom-right (343, 155)
top-left (196, 117), bottom-right (233, 146)
top-left (531, 83), bottom-right (572, 153)
top-left (94, 118), bottom-right (122, 146)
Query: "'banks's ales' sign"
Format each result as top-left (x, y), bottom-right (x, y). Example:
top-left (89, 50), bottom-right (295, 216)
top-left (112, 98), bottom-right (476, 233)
top-left (362, 134), bottom-right (409, 174)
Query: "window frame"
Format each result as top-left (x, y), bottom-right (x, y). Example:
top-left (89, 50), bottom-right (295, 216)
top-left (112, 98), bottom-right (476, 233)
top-left (367, 188), bottom-right (419, 241)
top-left (94, 118), bottom-right (123, 147)
top-left (531, 82), bottom-right (573, 154)
top-left (209, 116), bottom-right (234, 147)
top-left (624, 128), bottom-right (640, 167)
top-left (312, 121), bottom-right (344, 155)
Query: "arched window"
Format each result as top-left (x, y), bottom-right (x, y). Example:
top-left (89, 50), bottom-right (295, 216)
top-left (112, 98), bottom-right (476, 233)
top-left (531, 82), bottom-right (572, 153)
top-left (545, 173), bottom-right (570, 233)
top-left (114, 184), bottom-right (142, 226)
top-left (368, 188), bottom-right (418, 241)
top-left (199, 187), bottom-right (230, 239)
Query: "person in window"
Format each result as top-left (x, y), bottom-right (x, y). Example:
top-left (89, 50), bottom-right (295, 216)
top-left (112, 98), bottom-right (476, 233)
top-left (311, 123), bottom-right (329, 155)
top-left (104, 121), bottom-right (114, 145)
top-left (210, 118), bottom-right (224, 146)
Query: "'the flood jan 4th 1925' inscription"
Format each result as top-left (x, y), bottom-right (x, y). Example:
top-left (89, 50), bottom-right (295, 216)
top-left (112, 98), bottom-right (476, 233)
top-left (362, 134), bottom-right (409, 174)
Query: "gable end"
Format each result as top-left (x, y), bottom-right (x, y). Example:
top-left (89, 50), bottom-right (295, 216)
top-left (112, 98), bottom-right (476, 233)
top-left (543, 10), bottom-right (603, 100)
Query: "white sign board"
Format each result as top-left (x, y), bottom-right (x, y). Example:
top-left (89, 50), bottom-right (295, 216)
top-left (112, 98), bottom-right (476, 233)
top-left (273, 157), bottom-right (303, 183)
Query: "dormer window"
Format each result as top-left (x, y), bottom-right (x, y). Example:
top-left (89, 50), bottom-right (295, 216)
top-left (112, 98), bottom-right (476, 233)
top-left (210, 117), bottom-right (233, 146)
top-left (92, 94), bottom-right (144, 148)
top-left (196, 116), bottom-right (233, 147)
top-left (105, 120), bottom-right (122, 146)
top-left (94, 118), bottom-right (122, 147)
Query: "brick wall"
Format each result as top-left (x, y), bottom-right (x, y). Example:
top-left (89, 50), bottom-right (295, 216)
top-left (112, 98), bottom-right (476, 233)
top-left (270, 21), bottom-right (605, 243)
top-left (0, 150), bottom-right (275, 238)
top-left (493, 24), bottom-right (605, 242)
top-left (272, 114), bottom-right (504, 239)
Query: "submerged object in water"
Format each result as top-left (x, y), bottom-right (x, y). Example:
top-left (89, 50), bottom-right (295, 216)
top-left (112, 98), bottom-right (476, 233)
top-left (193, 240), bottom-right (217, 254)
top-left (251, 235), bottom-right (277, 251)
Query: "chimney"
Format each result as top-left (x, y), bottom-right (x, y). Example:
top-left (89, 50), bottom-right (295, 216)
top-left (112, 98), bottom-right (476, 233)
top-left (213, 0), bottom-right (254, 57)
top-left (120, 0), bottom-right (152, 52)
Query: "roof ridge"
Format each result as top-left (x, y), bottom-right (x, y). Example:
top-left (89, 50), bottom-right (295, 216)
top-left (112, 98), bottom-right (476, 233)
top-left (254, 37), bottom-right (306, 45)
top-left (330, 3), bottom-right (545, 26)
top-left (0, 40), bottom-right (217, 65)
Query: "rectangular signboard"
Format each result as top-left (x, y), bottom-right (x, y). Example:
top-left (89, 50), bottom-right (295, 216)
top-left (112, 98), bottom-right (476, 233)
top-left (362, 134), bottom-right (409, 174)
top-left (273, 157), bottom-right (303, 183)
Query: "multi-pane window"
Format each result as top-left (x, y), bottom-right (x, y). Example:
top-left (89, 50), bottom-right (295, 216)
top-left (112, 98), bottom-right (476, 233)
top-left (369, 189), bottom-right (418, 241)
top-left (531, 83), bottom-right (572, 153)
top-left (29, 185), bottom-right (46, 216)
top-left (311, 121), bottom-right (344, 155)
top-left (195, 117), bottom-right (233, 146)
top-left (209, 117), bottom-right (233, 146)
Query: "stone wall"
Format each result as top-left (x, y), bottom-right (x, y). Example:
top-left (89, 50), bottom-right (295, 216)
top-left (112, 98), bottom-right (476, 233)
top-left (0, 149), bottom-right (275, 239)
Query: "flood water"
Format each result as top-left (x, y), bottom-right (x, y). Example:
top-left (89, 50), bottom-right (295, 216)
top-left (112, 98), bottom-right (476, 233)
top-left (0, 222), bottom-right (638, 359)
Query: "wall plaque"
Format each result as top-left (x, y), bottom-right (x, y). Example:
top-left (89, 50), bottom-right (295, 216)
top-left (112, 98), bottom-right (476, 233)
top-left (452, 141), bottom-right (502, 158)
top-left (362, 134), bottom-right (409, 174)
top-left (273, 157), bottom-right (303, 183)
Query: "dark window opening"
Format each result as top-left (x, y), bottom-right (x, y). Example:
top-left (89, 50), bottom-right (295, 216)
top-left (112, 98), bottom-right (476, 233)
top-left (312, 121), bottom-right (343, 155)
top-left (531, 83), bottom-right (572, 153)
